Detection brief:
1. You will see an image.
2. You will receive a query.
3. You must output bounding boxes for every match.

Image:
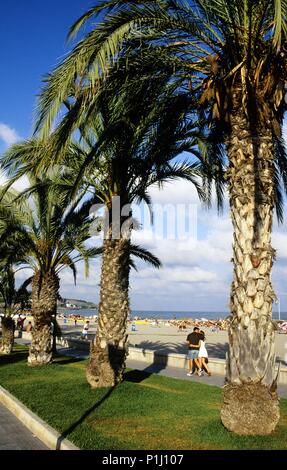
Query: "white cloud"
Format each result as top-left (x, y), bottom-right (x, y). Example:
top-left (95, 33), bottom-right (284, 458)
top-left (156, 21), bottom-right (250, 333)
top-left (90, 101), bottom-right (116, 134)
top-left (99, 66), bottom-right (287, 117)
top-left (0, 123), bottom-right (20, 147)
top-left (136, 266), bottom-right (217, 283)
top-left (148, 179), bottom-right (200, 205)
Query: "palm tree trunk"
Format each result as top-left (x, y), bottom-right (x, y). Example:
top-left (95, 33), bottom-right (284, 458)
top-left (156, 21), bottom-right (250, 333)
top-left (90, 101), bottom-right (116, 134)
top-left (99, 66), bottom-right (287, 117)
top-left (221, 107), bottom-right (280, 435)
top-left (28, 270), bottom-right (59, 366)
top-left (86, 233), bottom-right (130, 388)
top-left (0, 316), bottom-right (15, 354)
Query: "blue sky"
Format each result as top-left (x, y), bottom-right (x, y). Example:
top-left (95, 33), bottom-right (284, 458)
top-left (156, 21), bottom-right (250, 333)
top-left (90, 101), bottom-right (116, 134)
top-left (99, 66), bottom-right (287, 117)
top-left (0, 0), bottom-right (94, 145)
top-left (1, 2), bottom-right (287, 313)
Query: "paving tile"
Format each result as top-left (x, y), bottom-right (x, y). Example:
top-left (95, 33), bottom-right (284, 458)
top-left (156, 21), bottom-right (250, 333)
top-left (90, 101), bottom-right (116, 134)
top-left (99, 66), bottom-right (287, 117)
top-left (0, 403), bottom-right (48, 450)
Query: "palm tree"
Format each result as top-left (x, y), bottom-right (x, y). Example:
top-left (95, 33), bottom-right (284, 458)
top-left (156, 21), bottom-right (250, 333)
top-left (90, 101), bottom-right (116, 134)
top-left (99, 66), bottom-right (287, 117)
top-left (0, 264), bottom-right (30, 354)
top-left (0, 191), bottom-right (32, 354)
top-left (0, 166), bottom-right (100, 366)
top-left (58, 96), bottom-right (205, 389)
top-left (34, 0), bottom-right (287, 433)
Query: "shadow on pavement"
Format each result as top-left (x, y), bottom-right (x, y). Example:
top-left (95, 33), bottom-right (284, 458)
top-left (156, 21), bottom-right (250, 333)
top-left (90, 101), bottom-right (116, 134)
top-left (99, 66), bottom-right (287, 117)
top-left (132, 339), bottom-right (229, 360)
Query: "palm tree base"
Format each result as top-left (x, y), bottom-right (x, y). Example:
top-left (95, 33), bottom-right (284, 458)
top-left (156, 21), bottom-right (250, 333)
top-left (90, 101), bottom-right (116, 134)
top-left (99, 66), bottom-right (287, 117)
top-left (86, 343), bottom-right (126, 388)
top-left (221, 382), bottom-right (280, 435)
top-left (27, 352), bottom-right (53, 366)
top-left (0, 317), bottom-right (15, 355)
top-left (0, 344), bottom-right (13, 354)
top-left (27, 325), bottom-right (53, 366)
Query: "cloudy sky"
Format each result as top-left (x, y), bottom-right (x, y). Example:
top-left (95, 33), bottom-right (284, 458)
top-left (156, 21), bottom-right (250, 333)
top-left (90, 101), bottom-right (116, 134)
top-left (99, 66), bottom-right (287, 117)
top-left (1, 1), bottom-right (287, 313)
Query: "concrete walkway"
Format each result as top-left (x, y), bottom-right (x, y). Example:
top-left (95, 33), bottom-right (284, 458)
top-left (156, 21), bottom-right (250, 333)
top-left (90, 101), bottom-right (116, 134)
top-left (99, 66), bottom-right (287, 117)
top-left (0, 403), bottom-right (48, 450)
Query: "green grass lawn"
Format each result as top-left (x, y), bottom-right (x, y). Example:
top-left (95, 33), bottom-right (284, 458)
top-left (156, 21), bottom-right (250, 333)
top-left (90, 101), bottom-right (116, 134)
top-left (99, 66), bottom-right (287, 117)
top-left (1, 345), bottom-right (287, 450)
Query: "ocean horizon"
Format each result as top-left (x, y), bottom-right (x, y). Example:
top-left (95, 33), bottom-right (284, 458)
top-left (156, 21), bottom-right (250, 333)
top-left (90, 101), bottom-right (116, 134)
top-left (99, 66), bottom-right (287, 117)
top-left (60, 308), bottom-right (287, 321)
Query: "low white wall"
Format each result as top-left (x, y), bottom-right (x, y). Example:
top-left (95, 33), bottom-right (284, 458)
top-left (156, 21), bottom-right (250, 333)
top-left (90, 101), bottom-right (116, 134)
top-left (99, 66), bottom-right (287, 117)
top-left (127, 347), bottom-right (287, 385)
top-left (14, 331), bottom-right (32, 340)
top-left (128, 346), bottom-right (226, 375)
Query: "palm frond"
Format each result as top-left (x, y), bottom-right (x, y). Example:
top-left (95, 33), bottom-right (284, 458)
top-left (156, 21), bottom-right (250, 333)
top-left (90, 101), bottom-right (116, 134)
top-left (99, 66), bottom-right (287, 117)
top-left (130, 244), bottom-right (162, 268)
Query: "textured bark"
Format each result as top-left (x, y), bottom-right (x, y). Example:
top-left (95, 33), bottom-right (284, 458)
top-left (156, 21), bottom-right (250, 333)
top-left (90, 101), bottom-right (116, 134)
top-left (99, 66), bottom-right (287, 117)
top-left (86, 231), bottom-right (130, 388)
top-left (222, 100), bottom-right (280, 434)
top-left (28, 270), bottom-right (59, 366)
top-left (0, 316), bottom-right (15, 354)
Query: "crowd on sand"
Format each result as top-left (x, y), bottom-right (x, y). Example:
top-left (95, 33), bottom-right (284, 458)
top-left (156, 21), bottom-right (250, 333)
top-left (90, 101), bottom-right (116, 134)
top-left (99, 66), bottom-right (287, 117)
top-left (131, 316), bottom-right (287, 333)
top-left (131, 317), bottom-right (230, 331)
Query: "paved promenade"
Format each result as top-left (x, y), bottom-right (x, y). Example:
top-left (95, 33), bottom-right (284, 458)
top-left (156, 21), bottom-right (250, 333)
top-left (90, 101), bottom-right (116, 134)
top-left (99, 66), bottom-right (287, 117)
top-left (0, 403), bottom-right (47, 450)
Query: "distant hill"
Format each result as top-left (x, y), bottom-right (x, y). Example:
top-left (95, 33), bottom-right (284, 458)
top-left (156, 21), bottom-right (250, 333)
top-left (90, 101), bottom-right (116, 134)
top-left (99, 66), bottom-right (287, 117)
top-left (58, 298), bottom-right (98, 309)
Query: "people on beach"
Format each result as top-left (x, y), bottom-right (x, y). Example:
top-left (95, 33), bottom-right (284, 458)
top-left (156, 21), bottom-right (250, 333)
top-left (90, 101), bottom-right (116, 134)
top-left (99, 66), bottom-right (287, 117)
top-left (26, 321), bottom-right (33, 332)
top-left (17, 316), bottom-right (26, 331)
top-left (178, 321), bottom-right (187, 331)
top-left (81, 320), bottom-right (90, 339)
top-left (186, 327), bottom-right (203, 376)
top-left (198, 330), bottom-right (211, 376)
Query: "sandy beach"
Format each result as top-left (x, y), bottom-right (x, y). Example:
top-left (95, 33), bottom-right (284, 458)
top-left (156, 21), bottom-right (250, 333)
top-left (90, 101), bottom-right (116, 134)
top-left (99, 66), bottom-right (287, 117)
top-left (54, 318), bottom-right (287, 365)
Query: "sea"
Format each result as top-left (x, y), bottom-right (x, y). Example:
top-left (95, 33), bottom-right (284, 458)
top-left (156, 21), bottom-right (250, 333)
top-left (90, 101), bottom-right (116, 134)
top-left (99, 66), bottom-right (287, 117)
top-left (60, 309), bottom-right (287, 321)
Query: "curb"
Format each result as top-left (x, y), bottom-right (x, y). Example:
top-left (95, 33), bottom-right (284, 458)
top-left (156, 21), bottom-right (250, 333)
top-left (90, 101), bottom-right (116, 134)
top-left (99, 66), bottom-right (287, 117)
top-left (0, 386), bottom-right (79, 450)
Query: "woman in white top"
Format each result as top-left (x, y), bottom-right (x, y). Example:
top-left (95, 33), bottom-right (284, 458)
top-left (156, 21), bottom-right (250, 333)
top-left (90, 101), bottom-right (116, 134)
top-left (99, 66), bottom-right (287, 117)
top-left (81, 320), bottom-right (90, 339)
top-left (198, 331), bottom-right (211, 376)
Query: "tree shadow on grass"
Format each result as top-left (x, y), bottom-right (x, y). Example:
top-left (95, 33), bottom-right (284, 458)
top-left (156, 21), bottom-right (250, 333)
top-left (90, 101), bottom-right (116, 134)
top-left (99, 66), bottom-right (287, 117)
top-left (0, 349), bottom-right (28, 367)
top-left (124, 368), bottom-right (153, 383)
top-left (52, 355), bottom-right (85, 366)
top-left (56, 386), bottom-right (115, 450)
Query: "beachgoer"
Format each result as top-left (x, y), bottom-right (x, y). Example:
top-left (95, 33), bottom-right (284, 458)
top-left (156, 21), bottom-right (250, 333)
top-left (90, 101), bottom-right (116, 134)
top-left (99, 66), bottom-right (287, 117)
top-left (186, 327), bottom-right (202, 376)
top-left (198, 330), bottom-right (211, 376)
top-left (81, 320), bottom-right (89, 339)
top-left (74, 318), bottom-right (77, 326)
top-left (26, 321), bottom-right (33, 332)
top-left (178, 321), bottom-right (187, 331)
top-left (17, 317), bottom-right (26, 331)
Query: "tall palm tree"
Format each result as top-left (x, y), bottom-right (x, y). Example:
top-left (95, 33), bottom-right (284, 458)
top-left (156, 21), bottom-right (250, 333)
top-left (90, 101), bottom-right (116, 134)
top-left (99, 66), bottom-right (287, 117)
top-left (0, 168), bottom-right (100, 366)
top-left (58, 94), bottom-right (205, 389)
top-left (34, 0), bottom-right (287, 433)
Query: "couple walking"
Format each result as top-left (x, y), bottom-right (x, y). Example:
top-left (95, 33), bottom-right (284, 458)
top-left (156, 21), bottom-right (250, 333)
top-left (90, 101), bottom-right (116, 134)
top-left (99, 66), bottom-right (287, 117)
top-left (186, 327), bottom-right (211, 377)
